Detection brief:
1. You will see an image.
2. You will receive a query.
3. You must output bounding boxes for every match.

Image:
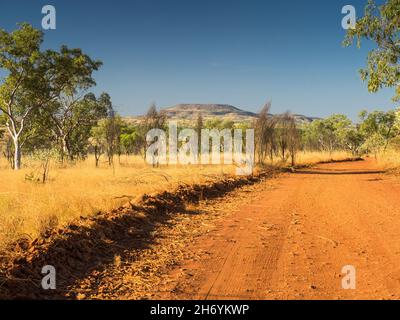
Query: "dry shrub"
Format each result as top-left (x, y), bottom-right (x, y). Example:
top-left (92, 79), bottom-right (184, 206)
top-left (38, 214), bottom-right (59, 238)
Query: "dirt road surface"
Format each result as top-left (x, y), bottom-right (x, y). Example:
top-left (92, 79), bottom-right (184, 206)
top-left (155, 159), bottom-right (400, 300)
top-left (73, 159), bottom-right (400, 300)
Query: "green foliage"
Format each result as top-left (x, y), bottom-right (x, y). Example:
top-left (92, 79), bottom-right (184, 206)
top-left (302, 114), bottom-right (365, 156)
top-left (2, 20), bottom-right (400, 171)
top-left (90, 112), bottom-right (125, 165)
top-left (0, 113), bottom-right (6, 139)
top-left (303, 115), bottom-right (349, 153)
top-left (120, 124), bottom-right (144, 155)
top-left (359, 109), bottom-right (399, 152)
top-left (204, 119), bottom-right (235, 130)
top-left (302, 109), bottom-right (400, 156)
top-left (344, 0), bottom-right (400, 101)
top-left (0, 23), bottom-right (104, 169)
top-left (51, 93), bottom-right (108, 161)
top-left (342, 0), bottom-right (400, 156)
top-left (342, 126), bottom-right (365, 156)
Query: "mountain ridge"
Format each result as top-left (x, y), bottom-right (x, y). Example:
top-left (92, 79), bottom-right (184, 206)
top-left (123, 104), bottom-right (320, 125)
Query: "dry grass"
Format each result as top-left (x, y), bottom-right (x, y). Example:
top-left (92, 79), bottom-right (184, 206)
top-left (295, 150), bottom-right (352, 166)
top-left (0, 155), bottom-right (238, 248)
top-left (0, 151), bottom-right (353, 249)
top-left (374, 149), bottom-right (400, 174)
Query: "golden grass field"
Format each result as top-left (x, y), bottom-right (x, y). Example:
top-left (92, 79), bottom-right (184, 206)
top-left (0, 151), bottom-right (356, 249)
top-left (375, 150), bottom-right (400, 173)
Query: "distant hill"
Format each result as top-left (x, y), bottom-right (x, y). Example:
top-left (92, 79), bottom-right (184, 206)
top-left (163, 104), bottom-right (257, 121)
top-left (123, 104), bottom-right (319, 125)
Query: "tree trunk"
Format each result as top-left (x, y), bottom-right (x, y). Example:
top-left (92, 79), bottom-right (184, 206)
top-left (62, 136), bottom-right (75, 162)
top-left (94, 146), bottom-right (100, 167)
top-left (291, 152), bottom-right (295, 167)
top-left (59, 137), bottom-right (67, 163)
top-left (13, 138), bottom-right (21, 170)
top-left (5, 138), bottom-right (15, 169)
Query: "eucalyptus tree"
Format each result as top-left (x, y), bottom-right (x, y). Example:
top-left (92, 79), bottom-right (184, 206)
top-left (0, 23), bottom-right (103, 169)
top-left (359, 109), bottom-right (398, 153)
top-left (120, 124), bottom-right (143, 156)
top-left (0, 24), bottom-right (47, 169)
top-left (44, 47), bottom-right (103, 162)
top-left (344, 0), bottom-right (400, 101)
top-left (302, 114), bottom-right (355, 156)
top-left (48, 92), bottom-right (108, 162)
top-left (89, 93), bottom-right (123, 167)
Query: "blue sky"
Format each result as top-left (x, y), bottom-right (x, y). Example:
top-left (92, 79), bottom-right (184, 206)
top-left (0, 0), bottom-right (394, 119)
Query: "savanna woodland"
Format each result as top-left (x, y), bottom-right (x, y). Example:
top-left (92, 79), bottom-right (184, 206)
top-left (0, 0), bottom-right (400, 301)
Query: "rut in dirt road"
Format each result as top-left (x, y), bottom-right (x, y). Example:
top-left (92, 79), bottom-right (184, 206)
top-left (152, 159), bottom-right (400, 300)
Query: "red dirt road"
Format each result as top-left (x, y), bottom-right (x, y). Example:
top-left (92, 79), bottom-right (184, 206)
top-left (155, 159), bottom-right (400, 300)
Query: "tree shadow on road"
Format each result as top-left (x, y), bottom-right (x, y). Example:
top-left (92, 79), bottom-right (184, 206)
top-left (294, 170), bottom-right (386, 175)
